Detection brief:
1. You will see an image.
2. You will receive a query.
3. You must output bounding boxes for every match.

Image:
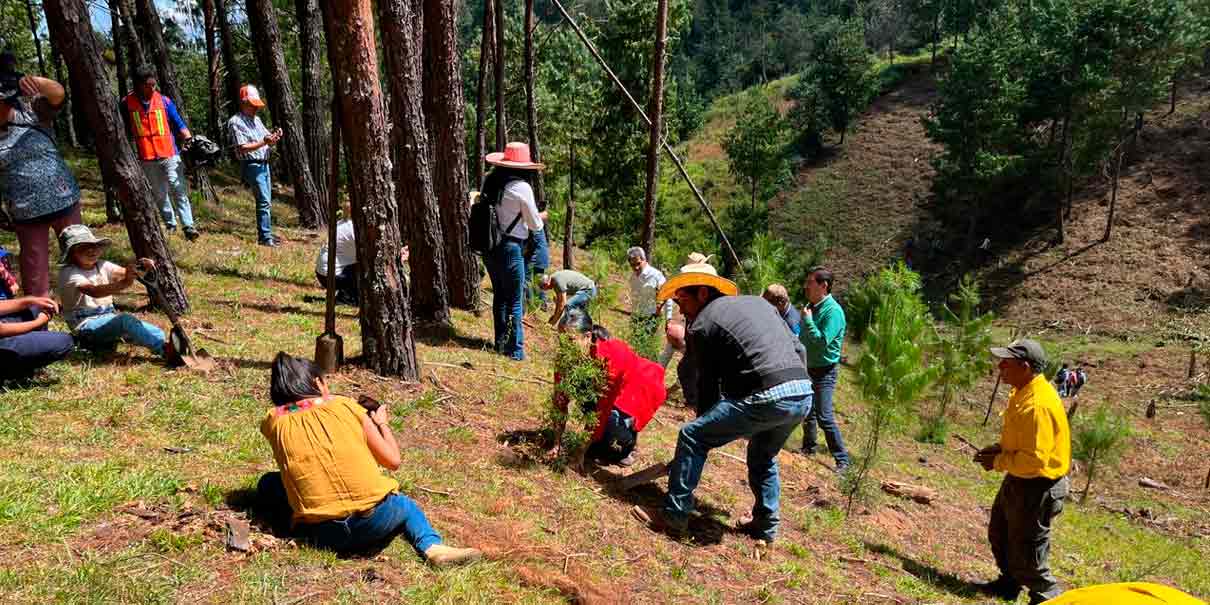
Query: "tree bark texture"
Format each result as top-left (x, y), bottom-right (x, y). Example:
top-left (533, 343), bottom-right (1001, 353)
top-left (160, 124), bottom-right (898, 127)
top-left (24, 0), bottom-right (48, 75)
top-left (473, 0), bottom-right (494, 186)
top-left (245, 0), bottom-right (323, 229)
top-left (564, 119), bottom-right (575, 269)
top-left (378, 0), bottom-right (450, 323)
top-left (295, 0), bottom-right (331, 215)
top-left (116, 0), bottom-right (146, 90)
top-left (423, 0), bottom-right (479, 311)
top-left (493, 0), bottom-right (506, 150)
top-left (49, 46), bottom-right (79, 148)
top-left (318, 0), bottom-right (419, 379)
top-left (132, 0), bottom-right (190, 125)
top-left (215, 0), bottom-right (242, 119)
top-left (202, 0), bottom-right (219, 136)
top-left (107, 0), bottom-right (129, 100)
top-left (43, 0), bottom-right (190, 315)
top-left (523, 0), bottom-right (546, 211)
top-left (640, 0), bottom-right (669, 258)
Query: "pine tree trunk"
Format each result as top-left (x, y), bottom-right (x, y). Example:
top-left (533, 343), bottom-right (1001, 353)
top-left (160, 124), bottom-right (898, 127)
top-left (1169, 75), bottom-right (1177, 116)
top-left (132, 0), bottom-right (189, 125)
top-left (245, 0), bottom-right (323, 229)
top-left (523, 0), bottom-right (545, 210)
top-left (215, 0), bottom-right (241, 119)
top-left (1189, 349), bottom-right (1198, 379)
top-left (423, 0), bottom-right (478, 311)
top-left (116, 0), bottom-right (146, 90)
top-left (1081, 458), bottom-right (1097, 503)
top-left (24, 0), bottom-right (47, 75)
top-left (378, 0), bottom-right (450, 324)
top-left (202, 0), bottom-right (219, 137)
top-left (49, 47), bottom-right (78, 148)
top-left (1103, 142), bottom-right (1124, 242)
top-left (318, 0), bottom-right (419, 379)
top-left (474, 0), bottom-right (494, 185)
top-left (43, 0), bottom-right (190, 315)
top-left (295, 0), bottom-right (330, 215)
top-left (564, 124), bottom-right (575, 270)
top-left (493, 0), bottom-right (506, 150)
top-left (108, 0), bottom-right (127, 92)
top-left (640, 0), bottom-right (668, 258)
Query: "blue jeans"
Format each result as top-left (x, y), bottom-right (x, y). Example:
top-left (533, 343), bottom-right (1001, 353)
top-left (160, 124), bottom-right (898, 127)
top-left (802, 364), bottom-right (851, 466)
top-left (564, 285), bottom-right (596, 315)
top-left (257, 472), bottom-right (442, 556)
top-left (241, 161), bottom-right (273, 242)
top-left (0, 310), bottom-right (74, 379)
top-left (141, 155), bottom-right (194, 230)
top-left (76, 312), bottom-right (166, 356)
top-left (524, 229), bottom-right (550, 305)
top-left (664, 380), bottom-right (813, 540)
top-left (485, 240), bottom-right (525, 360)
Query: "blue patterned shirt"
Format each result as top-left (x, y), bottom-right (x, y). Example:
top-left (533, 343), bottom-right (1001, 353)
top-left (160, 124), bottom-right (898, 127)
top-left (0, 98), bottom-right (81, 223)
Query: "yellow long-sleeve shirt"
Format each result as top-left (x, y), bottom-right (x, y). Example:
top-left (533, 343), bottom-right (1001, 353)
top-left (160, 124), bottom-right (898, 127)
top-left (994, 373), bottom-right (1071, 480)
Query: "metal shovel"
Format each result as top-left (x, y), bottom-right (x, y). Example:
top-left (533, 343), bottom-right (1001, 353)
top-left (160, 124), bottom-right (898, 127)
top-left (315, 98), bottom-right (343, 374)
top-left (136, 267), bottom-right (215, 372)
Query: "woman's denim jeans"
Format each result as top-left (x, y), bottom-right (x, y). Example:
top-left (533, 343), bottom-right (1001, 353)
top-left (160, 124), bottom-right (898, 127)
top-left (486, 240), bottom-right (525, 360)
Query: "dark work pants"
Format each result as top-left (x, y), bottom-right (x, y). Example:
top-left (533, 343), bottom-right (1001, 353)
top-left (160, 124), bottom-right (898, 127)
top-left (801, 364), bottom-right (851, 466)
top-left (0, 310), bottom-right (74, 380)
top-left (988, 474), bottom-right (1069, 604)
top-left (316, 264), bottom-right (359, 304)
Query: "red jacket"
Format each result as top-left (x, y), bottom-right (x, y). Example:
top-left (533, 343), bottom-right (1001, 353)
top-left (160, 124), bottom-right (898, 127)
top-left (589, 339), bottom-right (666, 441)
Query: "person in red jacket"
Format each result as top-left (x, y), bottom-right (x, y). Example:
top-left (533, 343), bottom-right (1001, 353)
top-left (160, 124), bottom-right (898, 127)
top-left (551, 308), bottom-right (667, 467)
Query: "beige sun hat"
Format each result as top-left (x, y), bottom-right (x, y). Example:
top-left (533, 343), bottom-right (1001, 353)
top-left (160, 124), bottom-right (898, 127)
top-left (656, 252), bottom-right (738, 304)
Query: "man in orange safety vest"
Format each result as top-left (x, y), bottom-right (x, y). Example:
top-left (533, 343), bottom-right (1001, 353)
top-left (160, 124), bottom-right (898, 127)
top-left (121, 65), bottom-right (199, 241)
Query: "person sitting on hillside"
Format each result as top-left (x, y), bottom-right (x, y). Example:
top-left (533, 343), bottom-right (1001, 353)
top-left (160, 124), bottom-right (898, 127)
top-left (1069, 366), bottom-right (1087, 398)
top-left (549, 309), bottom-right (667, 468)
top-left (313, 200), bottom-right (410, 306)
top-left (55, 225), bottom-right (178, 364)
top-left (256, 352), bottom-right (481, 566)
top-left (0, 245), bottom-right (73, 382)
top-left (540, 269), bottom-right (596, 327)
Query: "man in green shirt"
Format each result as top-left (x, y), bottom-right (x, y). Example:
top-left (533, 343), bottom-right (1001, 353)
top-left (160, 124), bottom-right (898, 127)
top-left (540, 270), bottom-right (596, 326)
top-left (798, 267), bottom-right (851, 472)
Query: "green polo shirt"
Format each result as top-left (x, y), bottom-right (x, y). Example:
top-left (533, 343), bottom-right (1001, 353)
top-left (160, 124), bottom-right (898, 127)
top-left (799, 294), bottom-right (845, 368)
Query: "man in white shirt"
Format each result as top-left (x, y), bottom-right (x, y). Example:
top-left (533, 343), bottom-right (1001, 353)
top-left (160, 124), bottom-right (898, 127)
top-left (627, 247), bottom-right (673, 320)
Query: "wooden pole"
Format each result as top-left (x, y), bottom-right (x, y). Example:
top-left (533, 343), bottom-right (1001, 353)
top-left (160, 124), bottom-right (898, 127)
top-left (549, 0), bottom-right (742, 272)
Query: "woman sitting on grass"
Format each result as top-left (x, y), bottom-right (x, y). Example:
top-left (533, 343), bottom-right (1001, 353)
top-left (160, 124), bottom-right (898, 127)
top-left (550, 309), bottom-right (667, 468)
top-left (256, 352), bottom-right (481, 567)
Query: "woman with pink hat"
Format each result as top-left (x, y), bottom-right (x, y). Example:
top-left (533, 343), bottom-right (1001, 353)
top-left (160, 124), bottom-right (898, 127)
top-left (480, 142), bottom-right (545, 361)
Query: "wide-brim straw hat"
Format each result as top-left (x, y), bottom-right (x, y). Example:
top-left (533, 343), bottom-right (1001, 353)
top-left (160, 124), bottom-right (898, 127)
top-left (485, 142), bottom-right (545, 170)
top-left (657, 257), bottom-right (738, 304)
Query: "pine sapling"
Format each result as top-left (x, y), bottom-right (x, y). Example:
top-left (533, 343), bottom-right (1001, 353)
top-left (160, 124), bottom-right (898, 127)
top-left (1073, 406), bottom-right (1132, 503)
top-left (921, 274), bottom-right (994, 443)
top-left (547, 335), bottom-right (606, 470)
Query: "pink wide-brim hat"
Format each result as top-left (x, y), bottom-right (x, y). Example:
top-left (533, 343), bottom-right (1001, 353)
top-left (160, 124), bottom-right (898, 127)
top-left (485, 142), bottom-right (545, 170)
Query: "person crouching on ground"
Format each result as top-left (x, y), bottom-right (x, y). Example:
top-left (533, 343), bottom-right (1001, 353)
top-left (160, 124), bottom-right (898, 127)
top-left (256, 352), bottom-right (481, 566)
top-left (549, 309), bottom-right (667, 468)
top-left (974, 338), bottom-right (1071, 604)
top-left (540, 269), bottom-right (596, 326)
top-left (314, 198), bottom-right (411, 306)
top-left (55, 225), bottom-right (177, 363)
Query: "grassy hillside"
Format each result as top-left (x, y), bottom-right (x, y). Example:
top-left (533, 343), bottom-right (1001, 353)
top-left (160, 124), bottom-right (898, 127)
top-left (0, 69), bottom-right (1207, 603)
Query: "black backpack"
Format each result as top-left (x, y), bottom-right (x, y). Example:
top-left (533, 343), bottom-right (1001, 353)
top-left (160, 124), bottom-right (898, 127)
top-left (468, 178), bottom-right (523, 255)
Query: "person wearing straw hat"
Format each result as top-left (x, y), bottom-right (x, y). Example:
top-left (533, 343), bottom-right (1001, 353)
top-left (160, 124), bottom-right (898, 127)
top-left (480, 142), bottom-right (545, 361)
top-left (227, 84), bottom-right (282, 247)
top-left (632, 259), bottom-right (812, 544)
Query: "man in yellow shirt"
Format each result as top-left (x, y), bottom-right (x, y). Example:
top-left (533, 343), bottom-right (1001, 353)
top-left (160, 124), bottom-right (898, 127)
top-left (974, 339), bottom-right (1071, 604)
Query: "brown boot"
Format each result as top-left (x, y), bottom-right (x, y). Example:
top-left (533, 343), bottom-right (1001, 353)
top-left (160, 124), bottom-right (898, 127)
top-left (423, 544), bottom-right (482, 568)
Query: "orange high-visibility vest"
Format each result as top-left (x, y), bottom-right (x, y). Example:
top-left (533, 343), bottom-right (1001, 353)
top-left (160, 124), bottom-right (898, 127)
top-left (124, 92), bottom-right (176, 160)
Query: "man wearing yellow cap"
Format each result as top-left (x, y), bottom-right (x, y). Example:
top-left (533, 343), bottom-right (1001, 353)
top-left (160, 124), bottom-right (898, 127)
top-left (975, 338), bottom-right (1071, 604)
top-left (633, 260), bottom-right (811, 544)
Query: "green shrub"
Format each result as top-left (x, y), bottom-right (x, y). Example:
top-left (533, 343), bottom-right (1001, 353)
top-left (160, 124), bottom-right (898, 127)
top-left (1195, 384), bottom-right (1210, 429)
top-left (626, 313), bottom-right (664, 363)
top-left (547, 335), bottom-right (607, 469)
top-left (1073, 407), bottom-right (1132, 503)
top-left (915, 414), bottom-right (950, 445)
top-left (844, 262), bottom-right (924, 343)
top-left (926, 274), bottom-right (995, 436)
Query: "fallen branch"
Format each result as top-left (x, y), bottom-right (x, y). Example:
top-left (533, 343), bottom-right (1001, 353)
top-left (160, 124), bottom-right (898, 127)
top-left (611, 461), bottom-right (669, 491)
top-left (414, 485), bottom-right (454, 497)
top-left (424, 361), bottom-right (553, 386)
top-left (717, 450), bottom-right (746, 464)
top-left (880, 480), bottom-right (937, 505)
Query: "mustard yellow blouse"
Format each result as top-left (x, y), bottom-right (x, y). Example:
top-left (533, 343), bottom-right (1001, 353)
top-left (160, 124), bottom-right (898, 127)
top-left (260, 395), bottom-right (398, 524)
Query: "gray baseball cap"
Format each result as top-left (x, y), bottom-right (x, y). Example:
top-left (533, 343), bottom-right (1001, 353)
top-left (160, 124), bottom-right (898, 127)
top-left (58, 224), bottom-right (112, 264)
top-left (990, 338), bottom-right (1047, 367)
